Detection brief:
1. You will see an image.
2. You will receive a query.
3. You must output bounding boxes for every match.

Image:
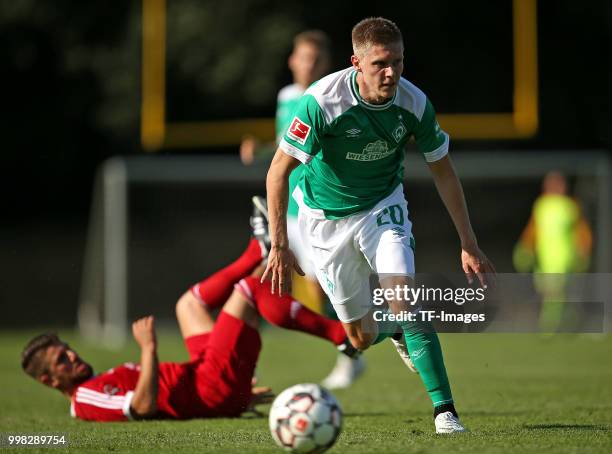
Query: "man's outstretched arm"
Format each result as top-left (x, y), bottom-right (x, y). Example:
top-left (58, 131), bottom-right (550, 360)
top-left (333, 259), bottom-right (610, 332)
top-left (427, 155), bottom-right (496, 286)
top-left (262, 148), bottom-right (302, 295)
top-left (130, 316), bottom-right (159, 419)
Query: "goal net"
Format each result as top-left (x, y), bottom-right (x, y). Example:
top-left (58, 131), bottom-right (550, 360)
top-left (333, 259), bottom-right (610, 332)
top-left (78, 151), bottom-right (612, 346)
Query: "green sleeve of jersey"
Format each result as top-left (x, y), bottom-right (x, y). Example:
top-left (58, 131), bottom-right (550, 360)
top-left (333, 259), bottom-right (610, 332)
top-left (279, 94), bottom-right (326, 164)
top-left (414, 99), bottom-right (449, 162)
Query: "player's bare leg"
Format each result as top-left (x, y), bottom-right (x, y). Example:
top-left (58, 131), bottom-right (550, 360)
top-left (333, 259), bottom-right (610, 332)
top-left (339, 303), bottom-right (404, 351)
top-left (342, 313), bottom-right (379, 351)
top-left (320, 314), bottom-right (367, 389)
top-left (222, 290), bottom-right (260, 330)
top-left (379, 275), bottom-right (417, 372)
top-left (251, 263), bottom-right (266, 279)
top-left (320, 280), bottom-right (366, 389)
top-left (175, 291), bottom-right (216, 339)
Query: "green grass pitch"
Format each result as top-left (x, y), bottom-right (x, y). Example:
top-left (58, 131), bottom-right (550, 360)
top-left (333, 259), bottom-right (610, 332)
top-left (1, 329), bottom-right (611, 453)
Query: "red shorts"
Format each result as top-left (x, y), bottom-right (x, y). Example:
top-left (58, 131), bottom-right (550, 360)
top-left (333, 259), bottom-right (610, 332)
top-left (184, 311), bottom-right (261, 417)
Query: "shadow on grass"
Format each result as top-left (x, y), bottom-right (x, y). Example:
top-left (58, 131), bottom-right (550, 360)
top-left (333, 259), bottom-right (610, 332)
top-left (463, 410), bottom-right (532, 417)
top-left (240, 413), bottom-right (266, 419)
top-left (523, 424), bottom-right (610, 431)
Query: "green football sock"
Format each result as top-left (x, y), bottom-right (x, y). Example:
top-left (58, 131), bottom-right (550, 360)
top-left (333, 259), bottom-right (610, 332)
top-left (399, 320), bottom-right (453, 407)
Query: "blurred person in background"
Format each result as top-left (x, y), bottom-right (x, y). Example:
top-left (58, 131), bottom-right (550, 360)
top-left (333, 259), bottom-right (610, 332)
top-left (513, 170), bottom-right (593, 332)
top-left (240, 31), bottom-right (332, 166)
top-left (240, 31), bottom-right (330, 313)
top-left (242, 32), bottom-right (365, 388)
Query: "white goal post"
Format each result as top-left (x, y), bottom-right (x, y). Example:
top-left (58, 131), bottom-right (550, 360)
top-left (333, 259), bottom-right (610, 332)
top-left (78, 151), bottom-right (612, 347)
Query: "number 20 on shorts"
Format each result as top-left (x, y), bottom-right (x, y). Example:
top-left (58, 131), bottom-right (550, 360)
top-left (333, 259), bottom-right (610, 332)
top-left (376, 204), bottom-right (404, 227)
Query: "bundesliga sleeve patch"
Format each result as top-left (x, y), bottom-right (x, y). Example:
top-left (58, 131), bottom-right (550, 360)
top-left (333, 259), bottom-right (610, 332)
top-left (287, 117), bottom-right (311, 145)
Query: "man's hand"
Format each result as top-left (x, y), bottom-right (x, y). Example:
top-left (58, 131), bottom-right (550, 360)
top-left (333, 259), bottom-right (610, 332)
top-left (427, 156), bottom-right (497, 288)
top-left (132, 316), bottom-right (157, 351)
top-left (240, 136), bottom-right (258, 165)
top-left (265, 148), bottom-right (302, 295)
top-left (130, 316), bottom-right (159, 418)
top-left (461, 244), bottom-right (496, 288)
top-left (261, 246), bottom-right (304, 295)
top-left (245, 386), bottom-right (275, 416)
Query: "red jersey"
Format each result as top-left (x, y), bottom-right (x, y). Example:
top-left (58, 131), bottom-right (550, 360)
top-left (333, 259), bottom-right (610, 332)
top-left (70, 361), bottom-right (203, 421)
top-left (70, 312), bottom-right (262, 422)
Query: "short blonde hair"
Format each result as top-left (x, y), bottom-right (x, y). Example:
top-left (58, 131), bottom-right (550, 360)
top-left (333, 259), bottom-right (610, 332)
top-left (352, 17), bottom-right (403, 57)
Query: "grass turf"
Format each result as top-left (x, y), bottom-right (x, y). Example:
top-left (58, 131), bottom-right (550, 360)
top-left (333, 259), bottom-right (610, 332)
top-left (1, 329), bottom-right (611, 453)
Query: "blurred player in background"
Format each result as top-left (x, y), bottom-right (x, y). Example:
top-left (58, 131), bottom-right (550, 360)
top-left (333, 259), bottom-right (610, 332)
top-left (20, 210), bottom-right (363, 421)
top-left (513, 170), bottom-right (592, 332)
top-left (242, 31), bottom-right (365, 389)
top-left (240, 30), bottom-right (330, 310)
top-left (264, 17), bottom-right (495, 433)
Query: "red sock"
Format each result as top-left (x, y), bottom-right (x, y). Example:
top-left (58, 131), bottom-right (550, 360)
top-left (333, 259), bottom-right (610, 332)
top-left (191, 239), bottom-right (263, 309)
top-left (237, 276), bottom-right (346, 346)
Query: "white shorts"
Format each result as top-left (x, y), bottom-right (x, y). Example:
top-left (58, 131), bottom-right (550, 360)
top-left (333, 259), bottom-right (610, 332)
top-left (287, 216), bottom-right (315, 279)
top-left (295, 184), bottom-right (415, 323)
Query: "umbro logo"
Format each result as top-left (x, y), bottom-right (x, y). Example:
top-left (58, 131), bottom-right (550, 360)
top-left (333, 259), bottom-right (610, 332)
top-left (345, 128), bottom-right (362, 138)
top-left (410, 347), bottom-right (428, 360)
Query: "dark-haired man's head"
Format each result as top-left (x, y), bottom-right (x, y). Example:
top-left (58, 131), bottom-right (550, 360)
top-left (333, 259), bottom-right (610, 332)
top-left (22, 333), bottom-right (93, 396)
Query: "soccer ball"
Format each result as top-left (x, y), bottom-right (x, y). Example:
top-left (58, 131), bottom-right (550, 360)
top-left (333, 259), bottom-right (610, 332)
top-left (269, 383), bottom-right (342, 453)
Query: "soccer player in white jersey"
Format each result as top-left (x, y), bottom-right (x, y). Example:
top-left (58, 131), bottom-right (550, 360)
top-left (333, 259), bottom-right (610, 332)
top-left (263, 17), bottom-right (496, 434)
top-left (242, 31), bottom-right (366, 389)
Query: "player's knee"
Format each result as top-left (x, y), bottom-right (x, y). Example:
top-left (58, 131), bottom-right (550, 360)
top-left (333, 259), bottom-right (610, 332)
top-left (348, 332), bottom-right (374, 351)
top-left (223, 290), bottom-right (260, 330)
top-left (176, 290), bottom-right (199, 317)
top-left (250, 263), bottom-right (266, 279)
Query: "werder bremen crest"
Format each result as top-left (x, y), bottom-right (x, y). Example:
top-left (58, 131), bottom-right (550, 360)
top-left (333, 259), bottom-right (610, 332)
top-left (392, 124), bottom-right (407, 142)
top-left (346, 140), bottom-right (396, 161)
